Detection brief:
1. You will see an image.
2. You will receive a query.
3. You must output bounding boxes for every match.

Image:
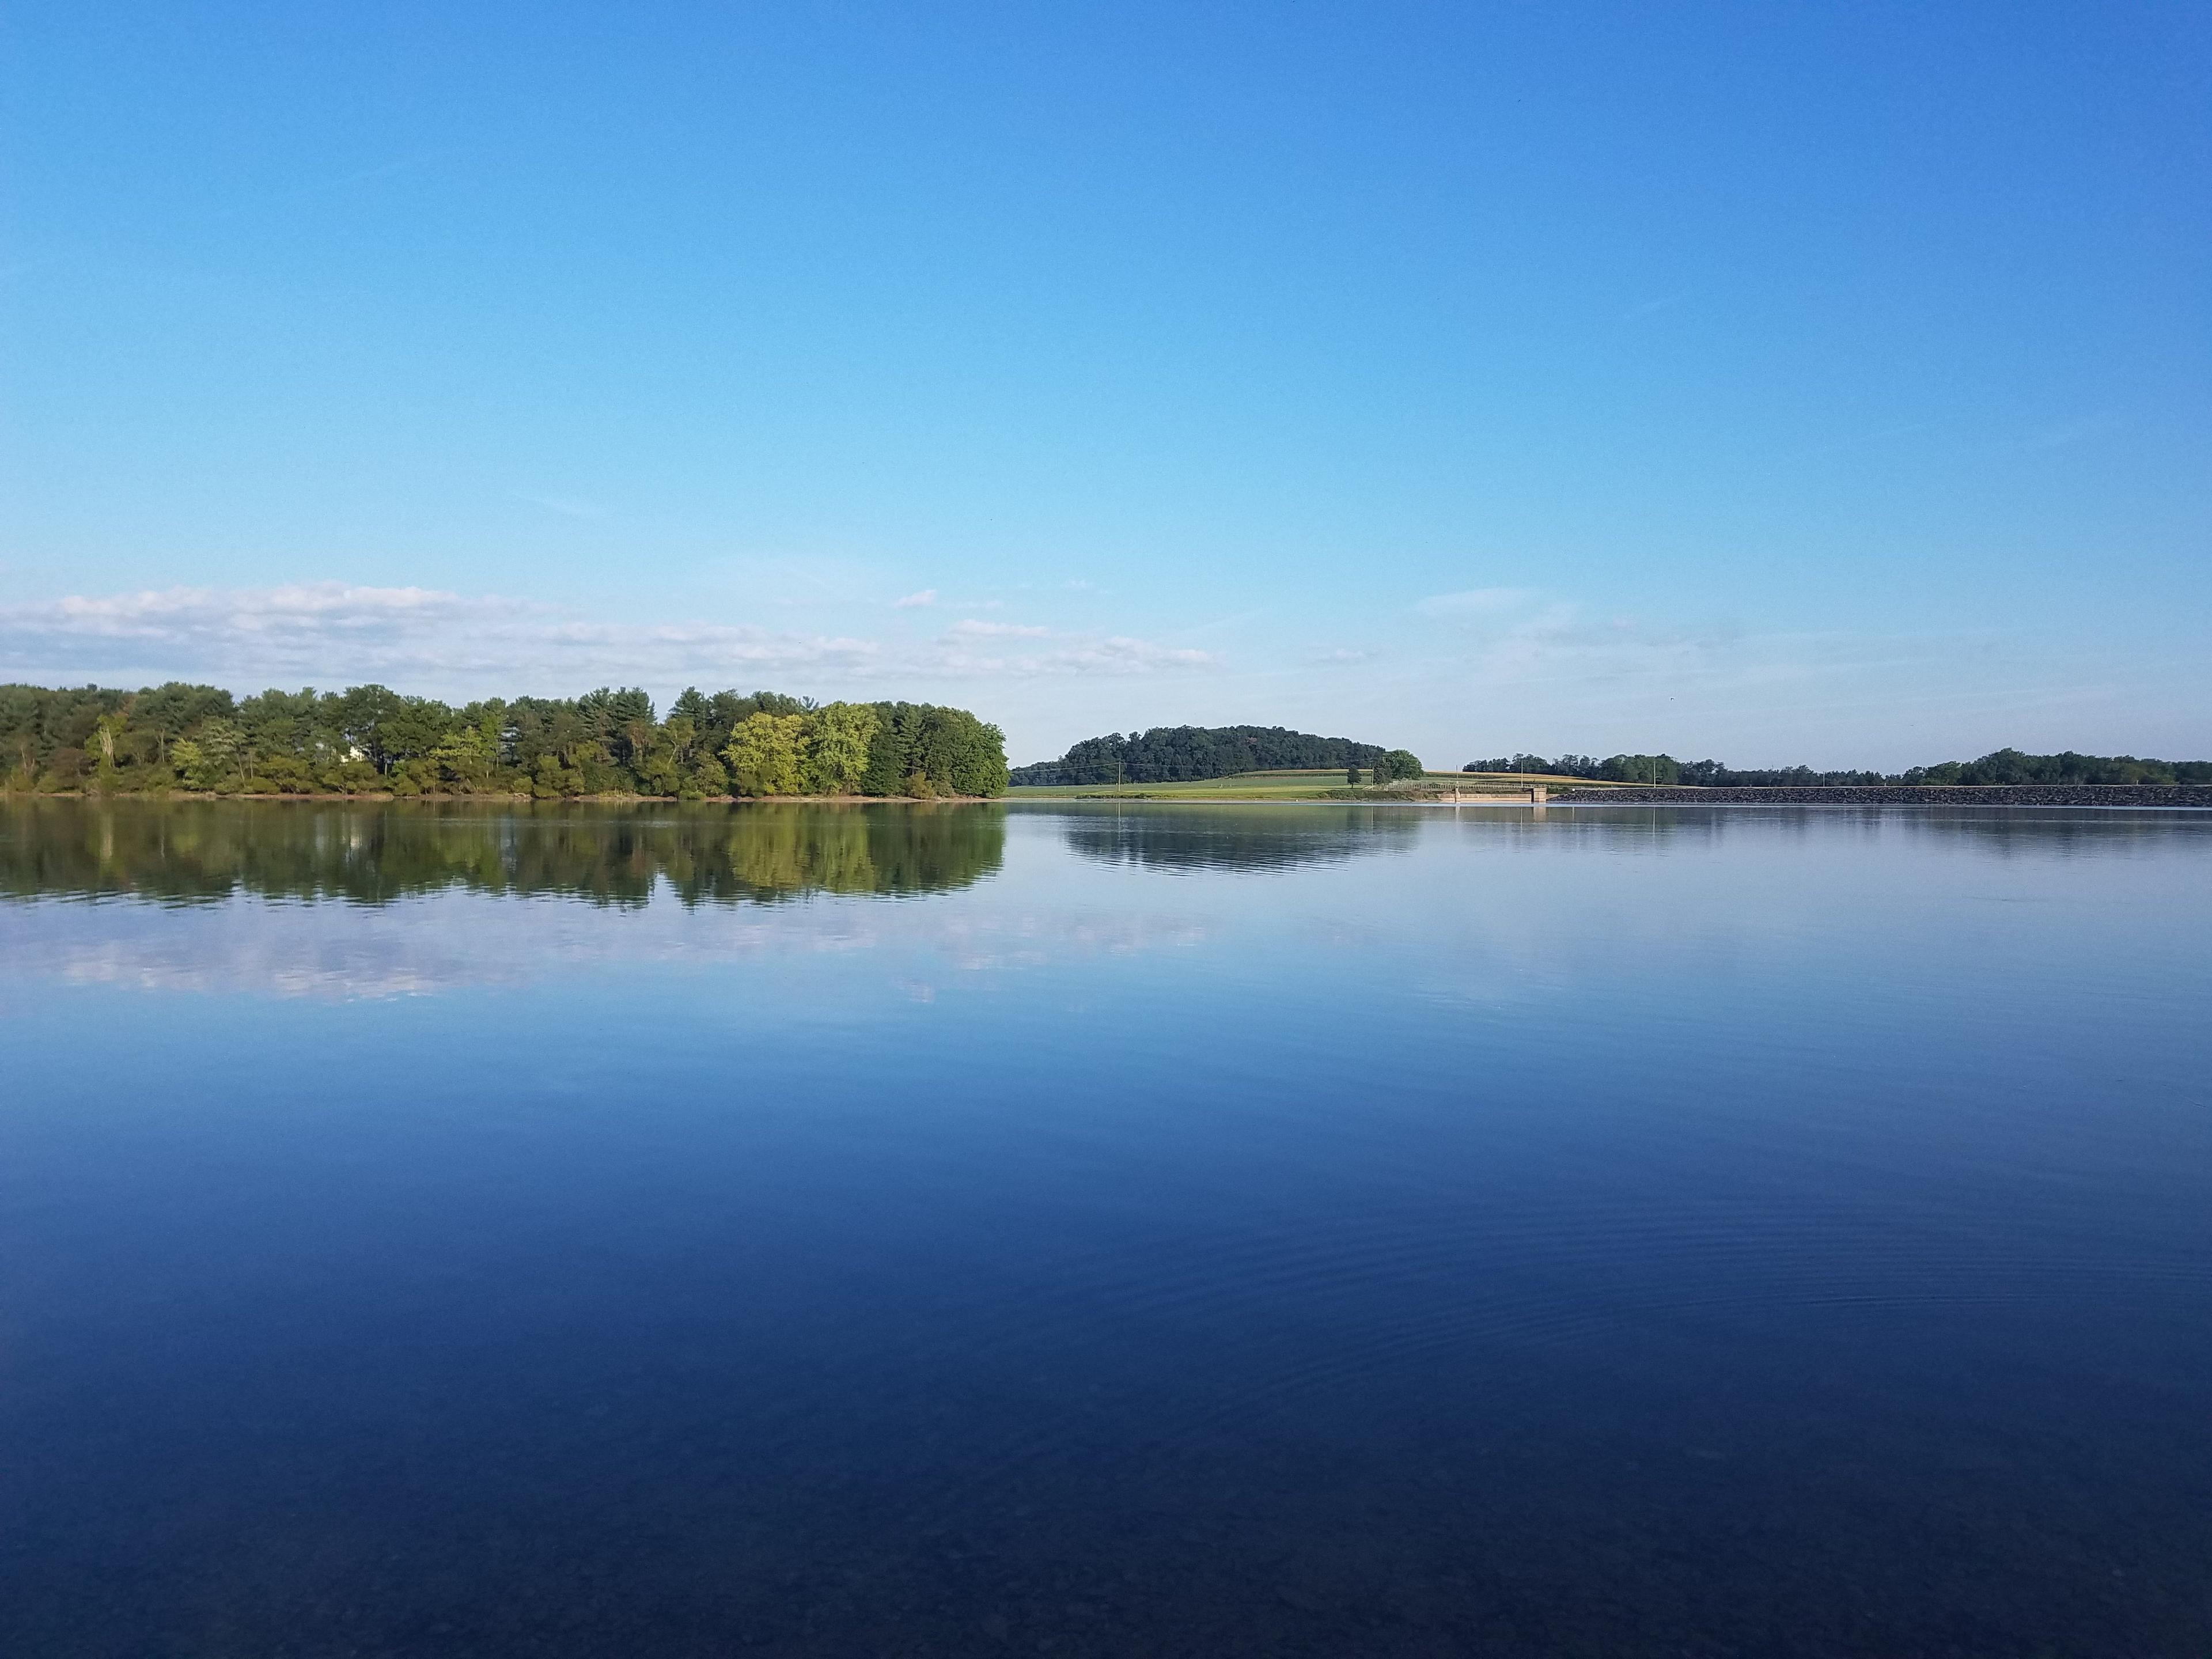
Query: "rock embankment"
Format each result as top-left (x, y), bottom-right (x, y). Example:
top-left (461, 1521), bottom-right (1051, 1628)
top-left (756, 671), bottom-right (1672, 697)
top-left (1551, 785), bottom-right (2211, 807)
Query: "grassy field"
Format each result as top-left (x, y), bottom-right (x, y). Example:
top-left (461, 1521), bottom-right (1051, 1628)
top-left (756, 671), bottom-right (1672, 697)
top-left (1006, 769), bottom-right (1632, 801)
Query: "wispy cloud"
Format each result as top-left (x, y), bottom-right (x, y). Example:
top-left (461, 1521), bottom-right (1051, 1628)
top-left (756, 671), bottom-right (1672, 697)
top-left (1416, 586), bottom-right (1537, 618)
top-left (1030, 637), bottom-right (1218, 674)
top-left (0, 584), bottom-right (885, 684)
top-left (1419, 593), bottom-right (1978, 712)
top-left (0, 582), bottom-right (1214, 690)
top-left (893, 588), bottom-right (938, 608)
top-left (2014, 412), bottom-right (2122, 452)
top-left (946, 619), bottom-right (1051, 639)
top-left (930, 616), bottom-right (1218, 676)
top-left (22, 583), bottom-right (490, 643)
top-left (1, 879), bottom-right (1214, 1001)
top-left (1405, 584), bottom-right (1753, 687)
top-left (510, 490), bottom-right (604, 519)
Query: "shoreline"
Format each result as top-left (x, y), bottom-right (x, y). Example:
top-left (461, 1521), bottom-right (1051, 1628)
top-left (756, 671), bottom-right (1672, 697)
top-left (1011, 783), bottom-right (2212, 808)
top-left (1549, 784), bottom-right (2212, 808)
top-left (11, 786), bottom-right (2208, 810)
top-left (0, 790), bottom-right (1002, 805)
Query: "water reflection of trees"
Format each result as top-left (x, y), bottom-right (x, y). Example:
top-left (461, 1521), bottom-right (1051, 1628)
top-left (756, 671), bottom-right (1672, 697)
top-left (1052, 803), bottom-right (1421, 873)
top-left (1049, 800), bottom-right (2211, 875)
top-left (0, 800), bottom-right (1005, 907)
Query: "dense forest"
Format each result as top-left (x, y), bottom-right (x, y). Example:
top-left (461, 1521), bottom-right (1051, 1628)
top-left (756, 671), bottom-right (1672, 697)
top-left (1463, 748), bottom-right (2212, 787)
top-left (0, 798), bottom-right (1004, 906)
top-left (1013, 725), bottom-right (1394, 786)
top-left (0, 682), bottom-right (1009, 798)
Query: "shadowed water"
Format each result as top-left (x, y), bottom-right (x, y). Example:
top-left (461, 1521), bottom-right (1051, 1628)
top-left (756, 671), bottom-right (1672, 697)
top-left (2, 800), bottom-right (2209, 1657)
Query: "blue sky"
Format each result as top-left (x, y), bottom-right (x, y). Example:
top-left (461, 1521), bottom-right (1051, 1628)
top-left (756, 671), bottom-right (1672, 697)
top-left (2, 2), bottom-right (2206, 766)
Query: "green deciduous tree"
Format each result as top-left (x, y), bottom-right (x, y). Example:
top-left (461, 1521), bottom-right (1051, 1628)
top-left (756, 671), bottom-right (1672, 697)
top-left (804, 702), bottom-right (881, 795)
top-left (685, 753), bottom-right (730, 798)
top-left (1378, 749), bottom-right (1423, 783)
top-left (724, 713), bottom-right (809, 796)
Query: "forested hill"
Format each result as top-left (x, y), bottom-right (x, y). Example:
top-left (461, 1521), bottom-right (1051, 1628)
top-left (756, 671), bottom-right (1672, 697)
top-left (1012, 725), bottom-right (1392, 786)
top-left (0, 682), bottom-right (1008, 799)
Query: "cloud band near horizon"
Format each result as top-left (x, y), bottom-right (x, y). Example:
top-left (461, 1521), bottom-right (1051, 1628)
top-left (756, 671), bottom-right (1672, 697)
top-left (0, 582), bottom-right (1220, 698)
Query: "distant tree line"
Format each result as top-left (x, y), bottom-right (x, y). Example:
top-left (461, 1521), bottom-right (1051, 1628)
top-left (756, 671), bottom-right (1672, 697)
top-left (1013, 725), bottom-right (1394, 786)
top-left (1464, 753), bottom-right (1737, 784)
top-left (1463, 748), bottom-right (2212, 787)
top-left (1902, 749), bottom-right (2212, 786)
top-left (0, 682), bottom-right (1009, 798)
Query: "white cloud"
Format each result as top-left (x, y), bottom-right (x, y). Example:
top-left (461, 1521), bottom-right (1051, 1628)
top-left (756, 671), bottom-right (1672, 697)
top-left (927, 627), bottom-right (1218, 677)
top-left (0, 582), bottom-right (1215, 691)
top-left (1063, 636), bottom-right (1219, 672)
top-left (893, 588), bottom-right (938, 608)
top-left (946, 619), bottom-right (1052, 639)
top-left (24, 583), bottom-right (495, 649)
top-left (0, 583), bottom-right (882, 684)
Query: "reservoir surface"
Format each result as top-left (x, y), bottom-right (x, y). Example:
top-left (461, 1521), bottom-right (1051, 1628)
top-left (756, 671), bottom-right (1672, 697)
top-left (2, 799), bottom-right (2208, 1657)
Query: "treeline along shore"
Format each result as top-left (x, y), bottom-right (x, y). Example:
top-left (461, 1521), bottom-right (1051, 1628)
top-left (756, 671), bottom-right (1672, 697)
top-left (1494, 746), bottom-right (2212, 808)
top-left (0, 682), bottom-right (1008, 800)
top-left (1552, 783), bottom-right (2211, 808)
top-left (1474, 748), bottom-right (2212, 788)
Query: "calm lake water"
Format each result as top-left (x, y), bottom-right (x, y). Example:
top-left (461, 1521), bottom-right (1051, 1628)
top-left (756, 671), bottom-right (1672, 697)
top-left (3, 799), bottom-right (2209, 1657)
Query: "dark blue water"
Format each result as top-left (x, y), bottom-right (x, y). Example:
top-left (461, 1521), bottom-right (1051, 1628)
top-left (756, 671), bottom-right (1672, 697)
top-left (3, 800), bottom-right (2209, 1657)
